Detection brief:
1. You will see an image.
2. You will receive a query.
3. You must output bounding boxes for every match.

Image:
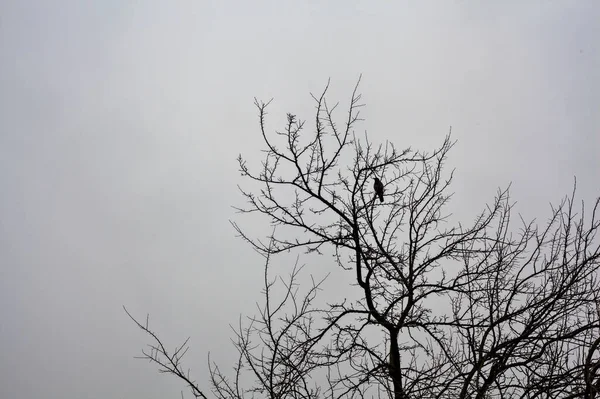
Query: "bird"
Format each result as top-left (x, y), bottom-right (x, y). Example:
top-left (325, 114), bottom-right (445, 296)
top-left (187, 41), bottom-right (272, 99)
top-left (373, 177), bottom-right (384, 203)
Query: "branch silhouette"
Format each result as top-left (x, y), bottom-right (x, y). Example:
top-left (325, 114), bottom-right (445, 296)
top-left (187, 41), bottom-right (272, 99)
top-left (128, 78), bottom-right (600, 399)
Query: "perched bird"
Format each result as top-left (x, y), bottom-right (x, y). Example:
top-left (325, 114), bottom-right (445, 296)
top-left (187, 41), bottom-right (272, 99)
top-left (373, 177), bottom-right (384, 203)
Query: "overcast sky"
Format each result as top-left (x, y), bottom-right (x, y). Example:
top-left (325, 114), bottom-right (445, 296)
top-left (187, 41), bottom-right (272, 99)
top-left (1, 1), bottom-right (599, 398)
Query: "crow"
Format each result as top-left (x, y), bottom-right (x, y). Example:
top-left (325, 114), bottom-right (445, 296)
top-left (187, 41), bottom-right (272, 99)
top-left (374, 177), bottom-right (384, 203)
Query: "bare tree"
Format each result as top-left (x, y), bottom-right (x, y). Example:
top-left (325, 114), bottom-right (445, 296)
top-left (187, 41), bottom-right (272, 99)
top-left (127, 78), bottom-right (600, 399)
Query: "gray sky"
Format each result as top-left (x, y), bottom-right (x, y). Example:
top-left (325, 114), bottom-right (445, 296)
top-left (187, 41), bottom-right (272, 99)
top-left (1, 1), bottom-right (598, 398)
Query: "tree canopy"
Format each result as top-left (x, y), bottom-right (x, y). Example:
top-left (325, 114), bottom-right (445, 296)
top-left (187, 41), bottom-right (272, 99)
top-left (128, 79), bottom-right (600, 399)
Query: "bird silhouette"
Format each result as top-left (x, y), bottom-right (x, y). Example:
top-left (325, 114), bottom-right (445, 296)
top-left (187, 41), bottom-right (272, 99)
top-left (373, 177), bottom-right (384, 203)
